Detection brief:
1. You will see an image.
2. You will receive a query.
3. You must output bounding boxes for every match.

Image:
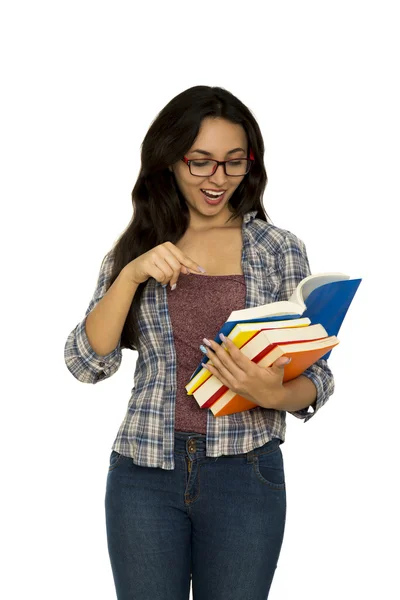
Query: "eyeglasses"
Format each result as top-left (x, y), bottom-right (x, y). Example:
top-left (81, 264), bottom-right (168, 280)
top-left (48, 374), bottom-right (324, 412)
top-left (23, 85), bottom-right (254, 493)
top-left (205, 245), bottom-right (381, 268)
top-left (181, 149), bottom-right (255, 177)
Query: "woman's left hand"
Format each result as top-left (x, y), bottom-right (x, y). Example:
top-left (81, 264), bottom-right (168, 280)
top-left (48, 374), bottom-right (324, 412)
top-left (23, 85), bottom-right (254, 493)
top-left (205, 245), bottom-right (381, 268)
top-left (201, 334), bottom-right (290, 409)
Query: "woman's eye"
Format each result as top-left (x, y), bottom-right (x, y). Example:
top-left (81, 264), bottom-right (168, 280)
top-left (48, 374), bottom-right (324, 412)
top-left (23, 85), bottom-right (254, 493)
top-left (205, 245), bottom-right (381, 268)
top-left (192, 161), bottom-right (211, 167)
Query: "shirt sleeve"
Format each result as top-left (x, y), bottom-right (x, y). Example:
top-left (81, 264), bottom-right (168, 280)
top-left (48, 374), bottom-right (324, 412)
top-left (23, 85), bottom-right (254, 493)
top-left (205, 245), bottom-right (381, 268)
top-left (64, 250), bottom-right (123, 384)
top-left (276, 232), bottom-right (335, 422)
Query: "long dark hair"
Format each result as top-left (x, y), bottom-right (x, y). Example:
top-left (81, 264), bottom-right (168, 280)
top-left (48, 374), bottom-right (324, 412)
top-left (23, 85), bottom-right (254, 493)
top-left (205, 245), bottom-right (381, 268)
top-left (107, 85), bottom-right (272, 350)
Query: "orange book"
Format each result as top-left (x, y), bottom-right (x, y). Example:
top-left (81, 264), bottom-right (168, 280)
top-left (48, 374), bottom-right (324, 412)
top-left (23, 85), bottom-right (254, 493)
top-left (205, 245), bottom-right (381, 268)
top-left (198, 336), bottom-right (339, 416)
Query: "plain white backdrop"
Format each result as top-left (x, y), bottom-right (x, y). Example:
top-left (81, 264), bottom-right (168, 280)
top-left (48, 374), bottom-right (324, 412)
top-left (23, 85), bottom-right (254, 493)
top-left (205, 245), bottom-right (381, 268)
top-left (1, 1), bottom-right (399, 599)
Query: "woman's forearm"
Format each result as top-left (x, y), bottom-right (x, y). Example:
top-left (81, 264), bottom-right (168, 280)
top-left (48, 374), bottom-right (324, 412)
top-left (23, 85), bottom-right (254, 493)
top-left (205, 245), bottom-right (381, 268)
top-left (273, 375), bottom-right (317, 412)
top-left (85, 266), bottom-right (139, 356)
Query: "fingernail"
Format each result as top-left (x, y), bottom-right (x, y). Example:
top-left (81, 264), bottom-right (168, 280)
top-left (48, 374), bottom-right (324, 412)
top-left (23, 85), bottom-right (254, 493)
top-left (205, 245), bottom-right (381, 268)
top-left (197, 266), bottom-right (206, 273)
top-left (219, 333), bottom-right (227, 343)
top-left (161, 283), bottom-right (167, 288)
top-left (199, 344), bottom-right (208, 354)
top-left (202, 338), bottom-right (212, 347)
top-left (282, 358), bottom-right (292, 365)
top-left (170, 283), bottom-right (177, 291)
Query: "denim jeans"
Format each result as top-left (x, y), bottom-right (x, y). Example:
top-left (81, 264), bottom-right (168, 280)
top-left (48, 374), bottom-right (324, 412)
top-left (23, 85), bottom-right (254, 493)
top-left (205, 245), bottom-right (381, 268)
top-left (105, 431), bottom-right (286, 600)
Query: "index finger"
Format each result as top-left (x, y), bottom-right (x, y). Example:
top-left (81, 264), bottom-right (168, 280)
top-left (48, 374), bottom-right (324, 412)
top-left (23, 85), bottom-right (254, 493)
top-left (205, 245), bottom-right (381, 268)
top-left (217, 335), bottom-right (253, 364)
top-left (165, 242), bottom-right (207, 274)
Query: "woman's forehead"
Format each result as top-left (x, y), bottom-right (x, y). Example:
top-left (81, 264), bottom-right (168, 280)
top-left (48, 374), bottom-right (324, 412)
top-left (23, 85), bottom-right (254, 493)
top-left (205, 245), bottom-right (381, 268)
top-left (191, 118), bottom-right (247, 152)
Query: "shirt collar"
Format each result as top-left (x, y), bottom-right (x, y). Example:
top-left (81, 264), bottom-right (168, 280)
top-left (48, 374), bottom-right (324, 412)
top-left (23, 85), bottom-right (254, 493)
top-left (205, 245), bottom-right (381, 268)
top-left (243, 211), bottom-right (258, 225)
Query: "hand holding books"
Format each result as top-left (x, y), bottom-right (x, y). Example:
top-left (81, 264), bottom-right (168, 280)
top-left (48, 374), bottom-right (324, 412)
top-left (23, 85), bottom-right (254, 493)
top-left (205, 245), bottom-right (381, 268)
top-left (200, 333), bottom-right (293, 410)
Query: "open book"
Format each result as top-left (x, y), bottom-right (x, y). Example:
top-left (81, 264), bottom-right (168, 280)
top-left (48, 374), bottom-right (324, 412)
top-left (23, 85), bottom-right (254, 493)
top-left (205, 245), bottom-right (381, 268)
top-left (228, 272), bottom-right (349, 321)
top-left (186, 271), bottom-right (361, 390)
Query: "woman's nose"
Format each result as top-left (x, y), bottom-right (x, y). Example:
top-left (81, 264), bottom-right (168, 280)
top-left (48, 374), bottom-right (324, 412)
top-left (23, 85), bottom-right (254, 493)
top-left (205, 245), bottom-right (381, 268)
top-left (208, 163), bottom-right (228, 185)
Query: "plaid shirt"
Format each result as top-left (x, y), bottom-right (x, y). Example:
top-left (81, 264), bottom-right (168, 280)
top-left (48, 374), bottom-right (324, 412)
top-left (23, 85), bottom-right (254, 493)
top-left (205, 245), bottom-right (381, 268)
top-left (64, 211), bottom-right (335, 469)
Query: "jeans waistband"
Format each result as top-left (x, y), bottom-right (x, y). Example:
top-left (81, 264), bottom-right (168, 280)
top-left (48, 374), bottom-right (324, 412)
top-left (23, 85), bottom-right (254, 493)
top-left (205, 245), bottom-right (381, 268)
top-left (173, 430), bottom-right (281, 460)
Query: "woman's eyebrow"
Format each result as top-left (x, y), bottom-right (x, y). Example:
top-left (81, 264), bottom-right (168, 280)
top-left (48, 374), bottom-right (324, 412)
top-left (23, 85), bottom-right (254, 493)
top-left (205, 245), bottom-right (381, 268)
top-left (189, 147), bottom-right (246, 156)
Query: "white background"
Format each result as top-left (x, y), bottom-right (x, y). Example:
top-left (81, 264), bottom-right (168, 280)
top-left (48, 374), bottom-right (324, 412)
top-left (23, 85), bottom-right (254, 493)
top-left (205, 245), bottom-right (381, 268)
top-left (1, 1), bottom-right (399, 599)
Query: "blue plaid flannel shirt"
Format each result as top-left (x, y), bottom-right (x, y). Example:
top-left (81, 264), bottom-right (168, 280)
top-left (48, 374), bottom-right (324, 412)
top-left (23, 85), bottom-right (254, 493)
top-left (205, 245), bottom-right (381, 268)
top-left (64, 211), bottom-right (335, 469)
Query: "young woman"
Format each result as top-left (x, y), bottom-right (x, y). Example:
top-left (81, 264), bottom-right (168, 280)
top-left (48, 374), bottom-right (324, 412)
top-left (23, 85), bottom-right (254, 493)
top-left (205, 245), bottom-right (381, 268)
top-left (65, 85), bottom-right (335, 600)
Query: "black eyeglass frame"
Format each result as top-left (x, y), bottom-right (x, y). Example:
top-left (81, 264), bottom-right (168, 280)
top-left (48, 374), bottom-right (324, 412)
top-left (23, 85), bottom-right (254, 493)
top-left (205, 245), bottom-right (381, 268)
top-left (181, 149), bottom-right (255, 177)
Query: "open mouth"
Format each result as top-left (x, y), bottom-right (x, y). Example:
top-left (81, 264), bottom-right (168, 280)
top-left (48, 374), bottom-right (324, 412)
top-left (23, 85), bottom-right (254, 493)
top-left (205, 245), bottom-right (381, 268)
top-left (200, 189), bottom-right (227, 204)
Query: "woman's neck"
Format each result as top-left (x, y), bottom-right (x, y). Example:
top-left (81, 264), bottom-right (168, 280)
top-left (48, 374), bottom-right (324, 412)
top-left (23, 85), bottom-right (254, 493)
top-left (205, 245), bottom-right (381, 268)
top-left (187, 209), bottom-right (243, 233)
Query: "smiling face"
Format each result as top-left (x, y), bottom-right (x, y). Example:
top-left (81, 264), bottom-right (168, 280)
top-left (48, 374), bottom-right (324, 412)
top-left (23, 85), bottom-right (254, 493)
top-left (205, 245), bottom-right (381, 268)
top-left (170, 117), bottom-right (249, 230)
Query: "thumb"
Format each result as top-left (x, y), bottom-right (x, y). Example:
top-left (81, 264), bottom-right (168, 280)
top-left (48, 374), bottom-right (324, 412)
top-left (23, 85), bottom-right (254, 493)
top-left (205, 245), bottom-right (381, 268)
top-left (273, 356), bottom-right (292, 370)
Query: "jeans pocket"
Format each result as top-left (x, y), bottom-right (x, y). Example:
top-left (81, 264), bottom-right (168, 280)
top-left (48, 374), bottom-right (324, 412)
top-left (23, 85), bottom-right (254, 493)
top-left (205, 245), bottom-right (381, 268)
top-left (253, 446), bottom-right (285, 489)
top-left (108, 449), bottom-right (123, 471)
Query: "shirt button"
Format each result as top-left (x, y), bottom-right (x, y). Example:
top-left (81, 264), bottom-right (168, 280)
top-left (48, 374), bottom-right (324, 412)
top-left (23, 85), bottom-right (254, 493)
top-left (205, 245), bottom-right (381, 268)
top-left (99, 362), bottom-right (105, 367)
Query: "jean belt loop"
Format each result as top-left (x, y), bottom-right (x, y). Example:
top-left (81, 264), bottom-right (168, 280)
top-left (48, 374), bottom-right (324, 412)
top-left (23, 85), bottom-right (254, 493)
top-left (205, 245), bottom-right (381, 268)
top-left (246, 449), bottom-right (255, 463)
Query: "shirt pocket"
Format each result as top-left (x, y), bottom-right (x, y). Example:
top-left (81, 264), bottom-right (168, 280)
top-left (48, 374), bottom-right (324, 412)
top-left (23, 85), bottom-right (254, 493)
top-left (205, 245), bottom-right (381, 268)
top-left (257, 266), bottom-right (282, 304)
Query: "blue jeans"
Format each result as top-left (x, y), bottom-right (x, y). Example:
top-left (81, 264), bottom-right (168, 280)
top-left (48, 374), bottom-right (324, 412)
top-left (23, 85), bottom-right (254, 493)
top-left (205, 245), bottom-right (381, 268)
top-left (105, 431), bottom-right (286, 600)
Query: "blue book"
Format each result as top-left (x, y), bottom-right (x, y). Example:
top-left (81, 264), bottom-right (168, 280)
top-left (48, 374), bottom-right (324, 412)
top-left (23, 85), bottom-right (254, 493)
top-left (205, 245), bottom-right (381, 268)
top-left (302, 278), bottom-right (361, 358)
top-left (188, 272), bottom-right (361, 382)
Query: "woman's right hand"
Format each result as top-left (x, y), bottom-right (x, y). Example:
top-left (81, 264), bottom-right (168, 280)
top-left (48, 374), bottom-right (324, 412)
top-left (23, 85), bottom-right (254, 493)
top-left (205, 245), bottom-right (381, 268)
top-left (124, 241), bottom-right (207, 288)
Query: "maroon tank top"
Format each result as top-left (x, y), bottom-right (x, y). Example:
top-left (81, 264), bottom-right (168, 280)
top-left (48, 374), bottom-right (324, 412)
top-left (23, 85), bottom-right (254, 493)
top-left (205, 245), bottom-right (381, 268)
top-left (166, 273), bottom-right (246, 434)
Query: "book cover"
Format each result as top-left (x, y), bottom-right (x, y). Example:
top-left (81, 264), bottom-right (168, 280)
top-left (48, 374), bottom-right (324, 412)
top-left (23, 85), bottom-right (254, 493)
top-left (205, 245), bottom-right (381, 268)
top-left (301, 278), bottom-right (361, 359)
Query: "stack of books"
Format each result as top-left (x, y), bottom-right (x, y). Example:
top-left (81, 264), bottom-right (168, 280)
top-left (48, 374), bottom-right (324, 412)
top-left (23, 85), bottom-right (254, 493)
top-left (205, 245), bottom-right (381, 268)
top-left (185, 272), bottom-right (362, 417)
